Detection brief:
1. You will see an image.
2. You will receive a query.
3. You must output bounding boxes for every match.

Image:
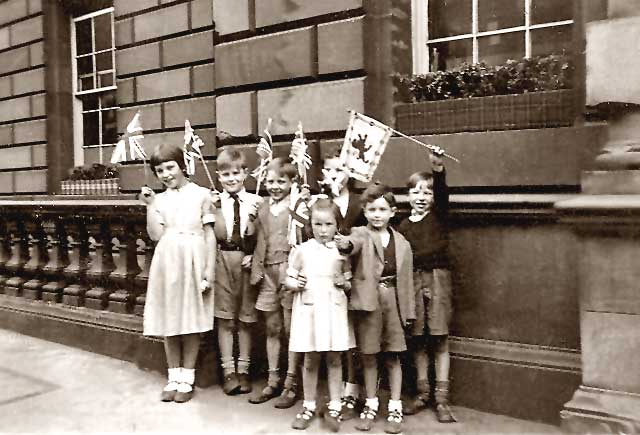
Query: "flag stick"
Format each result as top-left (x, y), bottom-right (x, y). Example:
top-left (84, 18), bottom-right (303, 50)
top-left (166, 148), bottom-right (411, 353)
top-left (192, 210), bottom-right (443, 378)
top-left (195, 148), bottom-right (217, 192)
top-left (347, 110), bottom-right (460, 163)
top-left (389, 127), bottom-right (460, 163)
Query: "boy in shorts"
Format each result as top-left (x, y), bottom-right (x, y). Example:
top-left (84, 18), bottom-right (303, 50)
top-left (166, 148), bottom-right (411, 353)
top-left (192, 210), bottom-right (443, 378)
top-left (335, 183), bottom-right (415, 434)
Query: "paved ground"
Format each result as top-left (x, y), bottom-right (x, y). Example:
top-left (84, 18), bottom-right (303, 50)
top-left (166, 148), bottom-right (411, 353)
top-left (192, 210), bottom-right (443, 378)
top-left (0, 328), bottom-right (562, 434)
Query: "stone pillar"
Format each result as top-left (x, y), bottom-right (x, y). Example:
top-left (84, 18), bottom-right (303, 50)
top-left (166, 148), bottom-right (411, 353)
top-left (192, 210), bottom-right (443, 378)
top-left (556, 2), bottom-right (640, 432)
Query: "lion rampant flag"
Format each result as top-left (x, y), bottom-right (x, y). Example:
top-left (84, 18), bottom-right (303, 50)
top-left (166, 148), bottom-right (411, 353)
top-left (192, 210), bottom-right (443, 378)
top-left (339, 111), bottom-right (392, 182)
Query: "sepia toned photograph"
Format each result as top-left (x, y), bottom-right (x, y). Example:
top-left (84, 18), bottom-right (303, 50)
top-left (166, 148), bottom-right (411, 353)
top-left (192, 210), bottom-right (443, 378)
top-left (0, 0), bottom-right (638, 434)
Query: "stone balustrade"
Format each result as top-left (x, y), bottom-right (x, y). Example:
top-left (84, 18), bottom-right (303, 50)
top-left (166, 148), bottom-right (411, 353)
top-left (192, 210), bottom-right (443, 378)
top-left (0, 198), bottom-right (151, 315)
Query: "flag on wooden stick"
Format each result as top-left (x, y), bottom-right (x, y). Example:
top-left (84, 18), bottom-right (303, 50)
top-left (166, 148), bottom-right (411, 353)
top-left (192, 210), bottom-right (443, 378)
top-left (110, 111), bottom-right (147, 164)
top-left (251, 118), bottom-right (273, 193)
top-left (184, 120), bottom-right (216, 191)
top-left (289, 122), bottom-right (312, 185)
top-left (339, 111), bottom-right (392, 182)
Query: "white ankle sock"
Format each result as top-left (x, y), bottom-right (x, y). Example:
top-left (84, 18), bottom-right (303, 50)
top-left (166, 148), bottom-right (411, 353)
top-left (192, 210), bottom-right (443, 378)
top-left (343, 382), bottom-right (360, 398)
top-left (303, 400), bottom-right (316, 411)
top-left (365, 397), bottom-right (379, 411)
top-left (388, 399), bottom-right (403, 413)
top-left (164, 367), bottom-right (180, 391)
top-left (328, 400), bottom-right (342, 412)
top-left (177, 368), bottom-right (195, 393)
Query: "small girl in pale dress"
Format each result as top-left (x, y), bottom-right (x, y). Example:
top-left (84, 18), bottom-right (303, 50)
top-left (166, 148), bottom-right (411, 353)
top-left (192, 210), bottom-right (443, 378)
top-left (286, 199), bottom-right (354, 432)
top-left (140, 143), bottom-right (216, 403)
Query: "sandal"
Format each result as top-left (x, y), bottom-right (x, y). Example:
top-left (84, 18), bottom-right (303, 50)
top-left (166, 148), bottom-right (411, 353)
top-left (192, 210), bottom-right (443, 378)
top-left (355, 406), bottom-right (377, 432)
top-left (174, 382), bottom-right (194, 403)
top-left (384, 409), bottom-right (403, 434)
top-left (436, 402), bottom-right (457, 423)
top-left (292, 407), bottom-right (316, 430)
top-left (323, 407), bottom-right (341, 432)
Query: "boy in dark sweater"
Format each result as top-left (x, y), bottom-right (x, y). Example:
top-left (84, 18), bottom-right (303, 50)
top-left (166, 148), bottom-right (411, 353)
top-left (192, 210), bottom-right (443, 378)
top-left (397, 147), bottom-right (456, 423)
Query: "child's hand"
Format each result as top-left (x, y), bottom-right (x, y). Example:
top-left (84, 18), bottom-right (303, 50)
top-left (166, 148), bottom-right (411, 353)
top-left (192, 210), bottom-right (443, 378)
top-left (429, 147), bottom-right (445, 172)
top-left (296, 272), bottom-right (307, 290)
top-left (422, 287), bottom-right (431, 301)
top-left (210, 190), bottom-right (221, 208)
top-left (334, 234), bottom-right (351, 251)
top-left (199, 279), bottom-right (211, 293)
top-left (139, 186), bottom-right (155, 204)
top-left (241, 255), bottom-right (252, 269)
top-left (247, 201), bottom-right (260, 222)
top-left (300, 185), bottom-right (311, 201)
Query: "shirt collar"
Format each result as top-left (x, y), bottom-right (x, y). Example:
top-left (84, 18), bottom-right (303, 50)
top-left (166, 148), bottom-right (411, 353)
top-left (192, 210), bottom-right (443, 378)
top-left (409, 209), bottom-right (429, 222)
top-left (221, 188), bottom-right (247, 201)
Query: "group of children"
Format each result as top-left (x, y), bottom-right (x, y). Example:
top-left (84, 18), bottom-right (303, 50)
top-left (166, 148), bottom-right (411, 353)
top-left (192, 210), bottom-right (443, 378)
top-left (140, 141), bottom-right (456, 434)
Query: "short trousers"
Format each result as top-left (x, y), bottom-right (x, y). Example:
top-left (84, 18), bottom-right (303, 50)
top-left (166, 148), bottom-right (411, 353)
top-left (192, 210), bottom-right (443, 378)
top-left (255, 262), bottom-right (291, 312)
top-left (214, 250), bottom-right (258, 323)
top-left (354, 282), bottom-right (407, 354)
top-left (411, 268), bottom-right (452, 336)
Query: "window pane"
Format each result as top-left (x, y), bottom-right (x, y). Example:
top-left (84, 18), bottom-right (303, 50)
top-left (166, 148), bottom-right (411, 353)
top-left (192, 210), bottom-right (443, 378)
top-left (77, 56), bottom-right (93, 76)
top-left (479, 0), bottom-right (523, 32)
top-left (102, 109), bottom-right (118, 145)
top-left (531, 25), bottom-right (572, 57)
top-left (94, 13), bottom-right (113, 52)
top-left (83, 111), bottom-right (100, 146)
top-left (478, 31), bottom-right (524, 65)
top-left (532, 0), bottom-right (572, 24)
top-left (75, 19), bottom-right (93, 55)
top-left (80, 93), bottom-right (99, 111)
top-left (428, 0), bottom-right (471, 39)
top-left (96, 52), bottom-right (112, 72)
top-left (428, 39), bottom-right (473, 71)
top-left (100, 90), bottom-right (117, 109)
top-left (80, 76), bottom-right (94, 92)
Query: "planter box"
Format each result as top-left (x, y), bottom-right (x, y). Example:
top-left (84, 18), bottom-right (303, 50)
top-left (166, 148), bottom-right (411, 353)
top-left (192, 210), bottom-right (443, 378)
top-left (60, 178), bottom-right (121, 196)
top-left (395, 89), bottom-right (574, 135)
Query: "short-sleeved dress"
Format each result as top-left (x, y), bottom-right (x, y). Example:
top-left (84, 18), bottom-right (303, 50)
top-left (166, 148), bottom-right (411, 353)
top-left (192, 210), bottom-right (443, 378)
top-left (143, 182), bottom-right (215, 337)
top-left (288, 239), bottom-right (355, 352)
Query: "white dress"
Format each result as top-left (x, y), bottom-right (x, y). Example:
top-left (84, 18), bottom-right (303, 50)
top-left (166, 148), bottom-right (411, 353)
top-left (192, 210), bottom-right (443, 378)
top-left (143, 182), bottom-right (215, 337)
top-left (288, 239), bottom-right (355, 352)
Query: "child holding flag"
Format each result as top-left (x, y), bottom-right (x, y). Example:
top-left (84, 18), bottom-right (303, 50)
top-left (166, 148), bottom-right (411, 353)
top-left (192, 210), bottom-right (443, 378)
top-left (397, 147), bottom-right (457, 423)
top-left (249, 157), bottom-right (301, 408)
top-left (213, 148), bottom-right (263, 395)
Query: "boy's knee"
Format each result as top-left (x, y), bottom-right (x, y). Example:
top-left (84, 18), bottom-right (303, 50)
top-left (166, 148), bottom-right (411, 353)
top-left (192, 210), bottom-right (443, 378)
top-left (265, 314), bottom-right (283, 337)
top-left (326, 353), bottom-right (341, 368)
top-left (361, 354), bottom-right (377, 368)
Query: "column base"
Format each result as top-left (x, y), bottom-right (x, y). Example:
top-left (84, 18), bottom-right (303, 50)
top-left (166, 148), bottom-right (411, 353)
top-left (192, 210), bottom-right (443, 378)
top-left (561, 386), bottom-right (640, 434)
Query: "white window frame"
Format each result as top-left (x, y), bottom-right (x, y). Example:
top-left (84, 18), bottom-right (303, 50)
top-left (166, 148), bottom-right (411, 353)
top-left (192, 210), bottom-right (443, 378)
top-left (71, 7), bottom-right (118, 166)
top-left (412, 0), bottom-right (573, 74)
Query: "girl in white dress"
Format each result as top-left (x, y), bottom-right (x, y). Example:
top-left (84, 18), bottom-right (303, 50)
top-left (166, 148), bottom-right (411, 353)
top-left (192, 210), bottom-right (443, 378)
top-left (140, 143), bottom-right (216, 403)
top-left (286, 199), bottom-right (354, 432)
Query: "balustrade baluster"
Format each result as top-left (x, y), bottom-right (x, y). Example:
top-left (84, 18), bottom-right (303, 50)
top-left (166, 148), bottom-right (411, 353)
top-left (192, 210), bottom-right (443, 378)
top-left (62, 218), bottom-right (90, 307)
top-left (107, 221), bottom-right (141, 314)
top-left (41, 219), bottom-right (69, 303)
top-left (85, 221), bottom-right (116, 310)
top-left (22, 218), bottom-right (50, 300)
top-left (133, 222), bottom-right (154, 316)
top-left (4, 215), bottom-right (29, 296)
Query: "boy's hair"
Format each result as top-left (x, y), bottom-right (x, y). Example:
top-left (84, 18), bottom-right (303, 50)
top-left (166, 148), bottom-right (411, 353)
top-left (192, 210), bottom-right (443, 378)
top-left (321, 147), bottom-right (342, 166)
top-left (267, 157), bottom-right (297, 180)
top-left (310, 197), bottom-right (341, 223)
top-left (149, 143), bottom-right (187, 174)
top-left (217, 147), bottom-right (248, 172)
top-left (360, 182), bottom-right (396, 208)
top-left (406, 171), bottom-right (434, 189)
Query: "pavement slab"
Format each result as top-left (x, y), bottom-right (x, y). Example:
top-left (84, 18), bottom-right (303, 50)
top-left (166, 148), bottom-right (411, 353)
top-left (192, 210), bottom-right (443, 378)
top-left (0, 328), bottom-right (562, 434)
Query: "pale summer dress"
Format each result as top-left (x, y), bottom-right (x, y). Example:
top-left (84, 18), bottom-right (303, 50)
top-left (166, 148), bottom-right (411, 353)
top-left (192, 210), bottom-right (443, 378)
top-left (143, 182), bottom-right (215, 337)
top-left (288, 239), bottom-right (355, 352)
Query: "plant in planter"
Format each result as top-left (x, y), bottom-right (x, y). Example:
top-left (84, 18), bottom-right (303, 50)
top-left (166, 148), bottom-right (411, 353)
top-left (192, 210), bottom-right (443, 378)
top-left (61, 163), bottom-right (121, 196)
top-left (396, 54), bottom-right (574, 134)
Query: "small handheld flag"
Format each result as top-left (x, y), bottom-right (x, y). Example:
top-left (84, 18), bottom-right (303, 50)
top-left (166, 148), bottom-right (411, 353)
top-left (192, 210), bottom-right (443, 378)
top-left (251, 118), bottom-right (273, 193)
top-left (289, 122), bottom-right (312, 185)
top-left (184, 120), bottom-right (217, 191)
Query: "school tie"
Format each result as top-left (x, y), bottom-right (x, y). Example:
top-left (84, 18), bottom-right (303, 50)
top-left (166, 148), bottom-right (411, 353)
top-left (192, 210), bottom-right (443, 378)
top-left (230, 193), bottom-right (241, 245)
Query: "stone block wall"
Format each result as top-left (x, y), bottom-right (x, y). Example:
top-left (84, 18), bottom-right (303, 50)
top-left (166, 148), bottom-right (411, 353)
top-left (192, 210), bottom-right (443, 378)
top-left (111, 0), bottom-right (216, 192)
top-left (0, 0), bottom-right (46, 195)
top-left (213, 0), bottom-right (367, 177)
